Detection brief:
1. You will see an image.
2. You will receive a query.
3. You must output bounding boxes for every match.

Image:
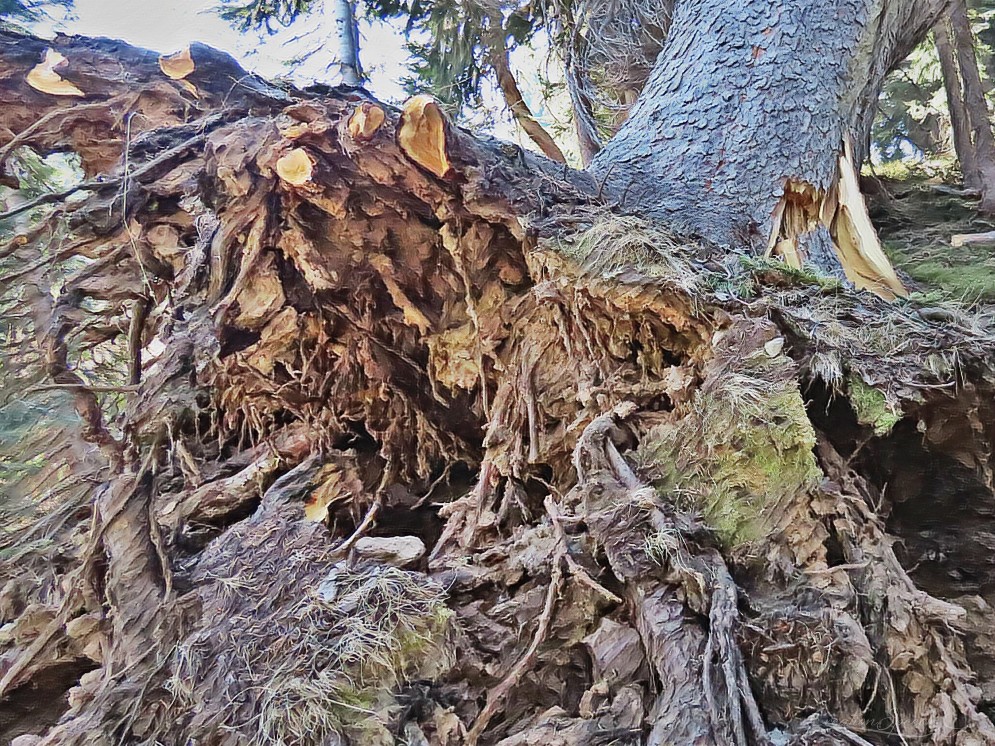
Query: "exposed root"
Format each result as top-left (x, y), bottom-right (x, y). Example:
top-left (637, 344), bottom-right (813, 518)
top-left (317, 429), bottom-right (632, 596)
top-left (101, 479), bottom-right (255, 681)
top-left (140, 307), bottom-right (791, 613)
top-left (2, 30), bottom-right (995, 746)
top-left (465, 559), bottom-right (564, 746)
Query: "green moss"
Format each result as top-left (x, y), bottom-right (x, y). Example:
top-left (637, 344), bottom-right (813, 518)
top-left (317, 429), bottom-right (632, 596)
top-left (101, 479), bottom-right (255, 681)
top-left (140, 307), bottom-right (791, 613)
top-left (897, 257), bottom-right (995, 301)
top-left (394, 605), bottom-right (453, 675)
top-left (739, 256), bottom-right (843, 292)
top-left (862, 158), bottom-right (948, 182)
top-left (637, 353), bottom-right (822, 547)
top-left (703, 388), bottom-right (820, 544)
top-left (847, 376), bottom-right (901, 435)
top-left (870, 175), bottom-right (995, 301)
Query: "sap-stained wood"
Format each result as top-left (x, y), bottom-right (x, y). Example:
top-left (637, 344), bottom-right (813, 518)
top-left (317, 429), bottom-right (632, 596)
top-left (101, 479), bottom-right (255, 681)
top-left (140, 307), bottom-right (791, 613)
top-left (275, 146), bottom-right (315, 185)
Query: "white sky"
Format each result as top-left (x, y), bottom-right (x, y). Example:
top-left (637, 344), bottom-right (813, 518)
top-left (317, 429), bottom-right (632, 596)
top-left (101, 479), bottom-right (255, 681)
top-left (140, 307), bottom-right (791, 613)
top-left (36, 0), bottom-right (413, 102)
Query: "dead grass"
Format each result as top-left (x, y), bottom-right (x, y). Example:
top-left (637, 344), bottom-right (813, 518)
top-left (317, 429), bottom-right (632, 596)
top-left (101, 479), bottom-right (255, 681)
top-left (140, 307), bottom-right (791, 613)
top-left (556, 213), bottom-right (705, 297)
top-left (168, 564), bottom-right (453, 746)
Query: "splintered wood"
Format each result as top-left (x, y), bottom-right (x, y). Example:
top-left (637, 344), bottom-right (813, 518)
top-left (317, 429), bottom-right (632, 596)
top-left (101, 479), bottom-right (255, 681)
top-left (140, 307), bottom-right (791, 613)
top-left (767, 139), bottom-right (907, 300)
top-left (766, 179), bottom-right (823, 270)
top-left (398, 95), bottom-right (452, 177)
top-left (833, 140), bottom-right (906, 299)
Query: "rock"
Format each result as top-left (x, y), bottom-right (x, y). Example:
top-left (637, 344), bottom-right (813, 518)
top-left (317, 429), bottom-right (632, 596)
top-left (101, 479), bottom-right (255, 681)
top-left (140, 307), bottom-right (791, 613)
top-left (353, 535), bottom-right (426, 567)
top-left (67, 669), bottom-right (104, 712)
top-left (65, 612), bottom-right (105, 662)
top-left (403, 722), bottom-right (430, 746)
top-left (764, 337), bottom-right (785, 357)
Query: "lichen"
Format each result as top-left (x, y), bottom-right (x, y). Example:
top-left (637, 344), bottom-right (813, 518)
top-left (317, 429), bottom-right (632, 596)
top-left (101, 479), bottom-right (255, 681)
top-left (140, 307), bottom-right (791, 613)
top-left (847, 376), bottom-right (901, 435)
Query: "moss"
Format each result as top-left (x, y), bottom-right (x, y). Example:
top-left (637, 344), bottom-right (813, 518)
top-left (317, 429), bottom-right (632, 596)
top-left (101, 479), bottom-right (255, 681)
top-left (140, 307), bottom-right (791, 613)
top-left (739, 255), bottom-right (843, 292)
top-left (393, 604), bottom-right (453, 676)
top-left (637, 353), bottom-right (822, 547)
top-left (702, 388), bottom-right (821, 544)
top-left (869, 173), bottom-right (995, 301)
top-left (862, 158), bottom-right (951, 182)
top-left (847, 376), bottom-right (901, 435)
top-left (895, 256), bottom-right (995, 301)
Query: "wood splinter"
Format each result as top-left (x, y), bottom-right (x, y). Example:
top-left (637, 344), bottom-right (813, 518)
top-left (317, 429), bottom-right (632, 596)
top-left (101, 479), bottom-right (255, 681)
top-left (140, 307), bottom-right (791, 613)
top-left (348, 102), bottom-right (385, 142)
top-left (26, 49), bottom-right (85, 98)
top-left (275, 147), bottom-right (314, 186)
top-left (398, 94), bottom-right (452, 178)
top-left (767, 140), bottom-right (906, 300)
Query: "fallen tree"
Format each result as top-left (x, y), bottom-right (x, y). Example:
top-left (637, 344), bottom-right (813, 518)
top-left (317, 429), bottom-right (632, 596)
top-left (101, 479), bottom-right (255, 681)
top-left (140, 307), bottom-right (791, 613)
top-left (2, 8), bottom-right (995, 746)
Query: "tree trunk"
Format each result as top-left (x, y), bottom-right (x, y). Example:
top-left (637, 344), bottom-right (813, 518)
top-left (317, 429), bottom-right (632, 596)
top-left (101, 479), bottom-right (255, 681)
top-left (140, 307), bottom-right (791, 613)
top-left (593, 0), bottom-right (950, 298)
top-left (936, 17), bottom-right (980, 188)
top-left (484, 14), bottom-right (567, 164)
top-left (3, 17), bottom-right (995, 746)
top-left (939, 0), bottom-right (995, 213)
top-left (329, 0), bottom-right (362, 86)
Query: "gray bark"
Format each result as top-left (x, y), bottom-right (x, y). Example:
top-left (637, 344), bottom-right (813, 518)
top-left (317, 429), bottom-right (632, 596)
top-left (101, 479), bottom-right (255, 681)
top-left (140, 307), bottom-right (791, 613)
top-left (591, 0), bottom-right (950, 249)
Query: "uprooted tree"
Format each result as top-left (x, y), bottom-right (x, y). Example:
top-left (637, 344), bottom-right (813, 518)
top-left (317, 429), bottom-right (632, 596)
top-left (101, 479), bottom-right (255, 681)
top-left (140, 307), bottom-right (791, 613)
top-left (3, 0), bottom-right (995, 743)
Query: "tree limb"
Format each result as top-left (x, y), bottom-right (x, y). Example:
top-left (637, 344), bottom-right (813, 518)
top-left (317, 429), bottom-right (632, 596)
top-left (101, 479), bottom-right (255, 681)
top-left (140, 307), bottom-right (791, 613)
top-left (484, 16), bottom-right (567, 164)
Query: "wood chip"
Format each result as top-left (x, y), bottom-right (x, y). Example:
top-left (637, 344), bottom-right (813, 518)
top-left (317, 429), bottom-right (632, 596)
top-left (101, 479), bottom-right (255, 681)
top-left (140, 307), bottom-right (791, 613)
top-left (26, 49), bottom-right (84, 97)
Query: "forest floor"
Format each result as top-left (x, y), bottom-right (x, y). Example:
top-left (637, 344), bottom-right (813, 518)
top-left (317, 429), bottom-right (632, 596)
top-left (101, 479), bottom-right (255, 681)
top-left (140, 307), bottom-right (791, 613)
top-left (867, 163), bottom-right (995, 302)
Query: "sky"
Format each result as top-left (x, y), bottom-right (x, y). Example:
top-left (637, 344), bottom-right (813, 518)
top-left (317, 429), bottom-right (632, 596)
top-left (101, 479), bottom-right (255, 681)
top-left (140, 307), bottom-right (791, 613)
top-left (35, 0), bottom-right (413, 102)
